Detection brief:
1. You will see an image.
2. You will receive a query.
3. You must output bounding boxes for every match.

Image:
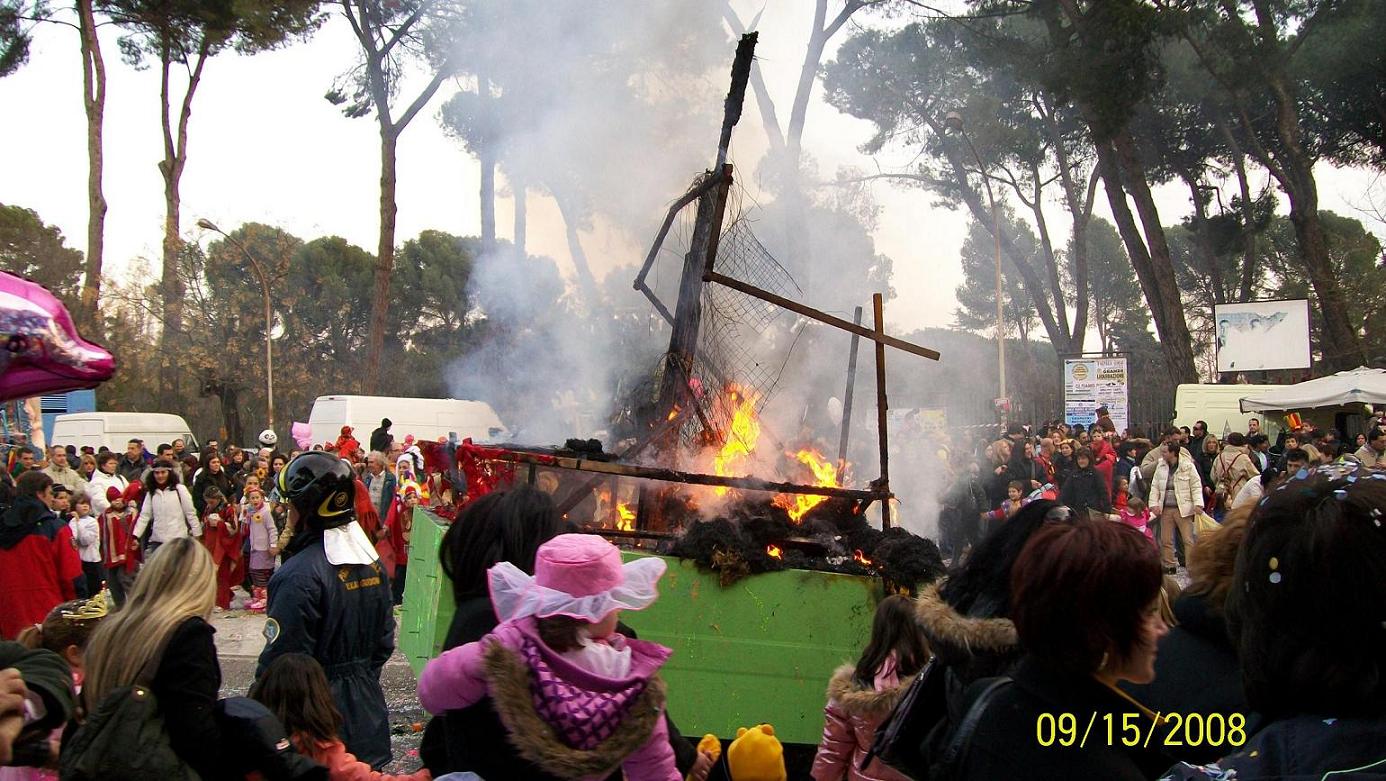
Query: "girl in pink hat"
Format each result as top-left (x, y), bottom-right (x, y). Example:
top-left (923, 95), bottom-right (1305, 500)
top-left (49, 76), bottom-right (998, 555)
top-left (418, 533), bottom-right (680, 780)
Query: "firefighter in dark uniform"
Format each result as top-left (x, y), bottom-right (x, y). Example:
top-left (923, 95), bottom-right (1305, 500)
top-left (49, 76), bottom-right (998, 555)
top-left (255, 451), bottom-right (396, 769)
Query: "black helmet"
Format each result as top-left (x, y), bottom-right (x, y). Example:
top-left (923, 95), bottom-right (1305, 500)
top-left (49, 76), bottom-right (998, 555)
top-left (276, 451), bottom-right (355, 530)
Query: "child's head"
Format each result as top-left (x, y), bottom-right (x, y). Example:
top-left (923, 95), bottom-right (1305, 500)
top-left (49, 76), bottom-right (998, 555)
top-left (1127, 496), bottom-right (1147, 514)
top-left (106, 486), bottom-right (124, 512)
top-left (73, 493), bottom-right (91, 517)
top-left (51, 485), bottom-right (71, 512)
top-left (245, 486), bottom-right (264, 504)
top-left (244, 474), bottom-right (261, 490)
top-left (1116, 476), bottom-right (1129, 494)
top-left (203, 486), bottom-right (224, 507)
top-left (1006, 480), bottom-right (1024, 502)
top-left (18, 597), bottom-right (107, 672)
top-left (498, 533), bottom-right (665, 646)
top-left (249, 653), bottom-right (341, 743)
top-left (855, 594), bottom-right (929, 684)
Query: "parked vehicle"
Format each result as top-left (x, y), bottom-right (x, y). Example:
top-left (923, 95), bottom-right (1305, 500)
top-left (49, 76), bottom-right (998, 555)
top-left (50, 412), bottom-right (198, 453)
top-left (307, 395), bottom-right (508, 449)
top-left (1174, 384), bottom-right (1289, 439)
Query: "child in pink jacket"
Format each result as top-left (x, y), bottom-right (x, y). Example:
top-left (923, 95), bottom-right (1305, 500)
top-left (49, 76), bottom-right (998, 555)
top-left (417, 533), bottom-right (680, 781)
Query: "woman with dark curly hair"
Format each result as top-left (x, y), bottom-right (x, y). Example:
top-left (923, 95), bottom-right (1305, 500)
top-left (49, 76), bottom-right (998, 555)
top-left (1163, 465), bottom-right (1386, 779)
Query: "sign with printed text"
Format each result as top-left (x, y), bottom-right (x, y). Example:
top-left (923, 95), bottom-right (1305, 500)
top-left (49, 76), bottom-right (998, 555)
top-left (1064, 357), bottom-right (1129, 433)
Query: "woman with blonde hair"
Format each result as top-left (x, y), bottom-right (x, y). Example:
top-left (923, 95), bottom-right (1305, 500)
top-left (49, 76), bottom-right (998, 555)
top-left (79, 537), bottom-right (232, 779)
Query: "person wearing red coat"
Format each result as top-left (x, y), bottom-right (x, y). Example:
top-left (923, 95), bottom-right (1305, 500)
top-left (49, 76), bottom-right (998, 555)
top-left (0, 471), bottom-right (82, 639)
top-left (375, 482), bottom-right (419, 606)
top-left (1091, 435), bottom-right (1117, 504)
top-left (200, 485), bottom-right (247, 610)
top-left (99, 483), bottom-right (142, 606)
top-left (335, 426), bottom-right (362, 462)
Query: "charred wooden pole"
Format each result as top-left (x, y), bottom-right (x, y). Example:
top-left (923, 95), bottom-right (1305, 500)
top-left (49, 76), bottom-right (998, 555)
top-left (873, 293), bottom-right (891, 527)
top-left (654, 33), bottom-right (757, 451)
top-left (837, 306), bottom-right (863, 475)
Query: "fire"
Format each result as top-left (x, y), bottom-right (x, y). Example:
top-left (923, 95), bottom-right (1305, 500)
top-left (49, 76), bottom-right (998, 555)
top-left (766, 544), bottom-right (782, 559)
top-left (616, 501), bottom-right (635, 532)
top-left (713, 386), bottom-right (761, 495)
top-left (667, 405), bottom-right (681, 422)
top-left (772, 449), bottom-right (841, 522)
top-left (853, 549), bottom-right (873, 567)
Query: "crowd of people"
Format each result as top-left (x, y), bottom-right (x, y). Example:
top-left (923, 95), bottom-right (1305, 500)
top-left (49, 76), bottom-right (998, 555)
top-left (0, 407), bottom-right (1382, 780)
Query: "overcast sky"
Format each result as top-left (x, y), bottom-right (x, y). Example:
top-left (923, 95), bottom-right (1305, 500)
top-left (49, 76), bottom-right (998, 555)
top-left (1, 2), bottom-right (1381, 335)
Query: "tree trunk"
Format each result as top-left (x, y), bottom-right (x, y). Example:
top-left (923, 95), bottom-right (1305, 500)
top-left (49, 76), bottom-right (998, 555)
top-left (365, 128), bottom-right (398, 393)
top-left (1094, 136), bottom-right (1198, 382)
top-left (76, 0), bottom-right (106, 333)
top-left (1180, 170), bottom-right (1226, 305)
top-left (553, 188), bottom-right (598, 302)
top-left (479, 147), bottom-right (496, 254)
top-left (219, 381), bottom-right (243, 447)
top-left (1219, 119), bottom-right (1260, 302)
top-left (512, 173), bottom-right (526, 255)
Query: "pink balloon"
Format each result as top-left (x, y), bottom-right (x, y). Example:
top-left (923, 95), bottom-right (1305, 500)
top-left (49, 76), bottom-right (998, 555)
top-left (0, 272), bottom-right (115, 403)
top-left (291, 421), bottom-right (313, 450)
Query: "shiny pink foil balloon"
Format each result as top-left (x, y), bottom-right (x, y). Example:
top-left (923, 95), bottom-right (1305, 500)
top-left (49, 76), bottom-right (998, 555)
top-left (0, 272), bottom-right (115, 402)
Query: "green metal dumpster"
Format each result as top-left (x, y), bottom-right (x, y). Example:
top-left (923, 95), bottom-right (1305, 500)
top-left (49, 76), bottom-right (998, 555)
top-left (399, 511), bottom-right (882, 745)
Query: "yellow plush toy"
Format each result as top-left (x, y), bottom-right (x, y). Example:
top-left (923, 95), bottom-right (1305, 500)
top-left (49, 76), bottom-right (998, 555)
top-left (726, 724), bottom-right (785, 781)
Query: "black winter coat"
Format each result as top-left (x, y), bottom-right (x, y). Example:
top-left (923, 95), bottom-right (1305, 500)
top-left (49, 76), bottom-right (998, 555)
top-left (256, 542), bottom-right (395, 769)
top-left (419, 596), bottom-right (696, 780)
top-left (154, 617), bottom-right (236, 780)
top-left (1162, 714), bottom-right (1386, 779)
top-left (1122, 594), bottom-right (1261, 765)
top-left (1059, 466), bottom-right (1112, 516)
top-left (948, 655), bottom-right (1175, 780)
top-left (191, 468), bottom-right (236, 515)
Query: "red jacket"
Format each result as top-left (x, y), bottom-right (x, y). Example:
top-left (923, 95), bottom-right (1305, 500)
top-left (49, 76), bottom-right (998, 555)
top-left (99, 507), bottom-right (141, 571)
top-left (0, 497), bottom-right (82, 639)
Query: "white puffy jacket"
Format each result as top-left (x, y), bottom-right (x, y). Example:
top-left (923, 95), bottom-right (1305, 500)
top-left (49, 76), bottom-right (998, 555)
top-left (1148, 455), bottom-right (1204, 518)
top-left (133, 484), bottom-right (201, 543)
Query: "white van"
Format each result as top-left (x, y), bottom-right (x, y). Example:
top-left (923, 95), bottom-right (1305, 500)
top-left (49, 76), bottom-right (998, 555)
top-left (1174, 384), bottom-right (1289, 440)
top-left (307, 395), bottom-right (508, 449)
top-left (50, 412), bottom-right (198, 454)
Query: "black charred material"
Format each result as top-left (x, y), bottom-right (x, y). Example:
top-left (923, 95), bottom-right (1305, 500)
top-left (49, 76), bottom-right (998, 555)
top-left (560, 439), bottom-right (609, 459)
top-left (669, 497), bottom-right (943, 592)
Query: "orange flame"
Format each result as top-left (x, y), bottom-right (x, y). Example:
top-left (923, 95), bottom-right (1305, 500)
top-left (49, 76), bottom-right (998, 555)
top-left (853, 549), bottom-right (873, 567)
top-left (766, 544), bottom-right (782, 559)
top-left (667, 405), bottom-right (681, 422)
top-left (772, 449), bottom-right (841, 522)
top-left (713, 386), bottom-right (761, 496)
top-left (616, 501), bottom-right (635, 532)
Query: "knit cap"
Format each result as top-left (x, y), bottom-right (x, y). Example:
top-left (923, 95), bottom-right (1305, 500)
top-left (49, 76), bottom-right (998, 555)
top-left (106, 486), bottom-right (122, 503)
top-left (727, 724), bottom-right (785, 781)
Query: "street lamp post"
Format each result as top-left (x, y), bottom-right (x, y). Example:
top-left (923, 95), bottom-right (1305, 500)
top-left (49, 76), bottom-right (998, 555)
top-left (944, 112), bottom-right (1006, 423)
top-left (197, 219), bottom-right (274, 432)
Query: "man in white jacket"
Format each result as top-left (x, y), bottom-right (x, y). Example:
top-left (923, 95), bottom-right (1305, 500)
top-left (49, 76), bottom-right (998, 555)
top-left (1148, 441), bottom-right (1204, 575)
top-left (132, 459), bottom-right (200, 557)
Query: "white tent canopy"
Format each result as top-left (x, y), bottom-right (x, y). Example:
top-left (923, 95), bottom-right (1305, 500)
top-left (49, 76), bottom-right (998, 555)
top-left (1239, 367), bottom-right (1386, 413)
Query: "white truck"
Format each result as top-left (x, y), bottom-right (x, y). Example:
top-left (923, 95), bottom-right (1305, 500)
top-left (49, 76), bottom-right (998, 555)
top-left (307, 395), bottom-right (508, 450)
top-left (49, 412), bottom-right (199, 454)
top-left (1173, 384), bottom-right (1289, 440)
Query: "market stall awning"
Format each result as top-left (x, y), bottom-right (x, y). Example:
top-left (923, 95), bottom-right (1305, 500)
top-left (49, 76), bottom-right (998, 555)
top-left (1239, 367), bottom-right (1386, 413)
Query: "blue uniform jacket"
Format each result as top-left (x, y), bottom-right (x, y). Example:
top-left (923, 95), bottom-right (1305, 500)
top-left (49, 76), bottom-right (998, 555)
top-left (256, 542), bottom-right (396, 769)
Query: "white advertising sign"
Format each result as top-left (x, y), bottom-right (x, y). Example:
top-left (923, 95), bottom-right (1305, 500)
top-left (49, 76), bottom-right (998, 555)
top-left (1064, 357), bottom-right (1129, 433)
top-left (1214, 299), bottom-right (1311, 373)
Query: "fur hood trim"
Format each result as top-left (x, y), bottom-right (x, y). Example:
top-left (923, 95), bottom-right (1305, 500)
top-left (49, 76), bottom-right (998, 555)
top-left (483, 641), bottom-right (666, 779)
top-left (825, 664), bottom-right (916, 717)
top-left (914, 582), bottom-right (1017, 655)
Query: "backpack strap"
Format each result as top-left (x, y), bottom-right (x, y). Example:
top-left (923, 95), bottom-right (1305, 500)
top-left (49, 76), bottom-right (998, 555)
top-left (936, 676), bottom-right (1014, 779)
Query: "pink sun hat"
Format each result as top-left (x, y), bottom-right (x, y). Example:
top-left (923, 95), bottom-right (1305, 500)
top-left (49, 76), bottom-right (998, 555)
top-left (488, 533), bottom-right (667, 623)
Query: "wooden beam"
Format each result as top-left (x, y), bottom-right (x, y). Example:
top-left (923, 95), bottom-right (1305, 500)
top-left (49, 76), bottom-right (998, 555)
top-left (837, 305), bottom-right (863, 472)
top-left (703, 271), bottom-right (941, 361)
top-left (873, 294), bottom-right (890, 521)
top-left (488, 449), bottom-right (890, 502)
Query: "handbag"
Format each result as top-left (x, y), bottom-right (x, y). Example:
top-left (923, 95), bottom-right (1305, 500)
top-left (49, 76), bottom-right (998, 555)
top-left (861, 656), bottom-right (945, 779)
top-left (1194, 509), bottom-right (1221, 538)
top-left (59, 641), bottom-right (199, 781)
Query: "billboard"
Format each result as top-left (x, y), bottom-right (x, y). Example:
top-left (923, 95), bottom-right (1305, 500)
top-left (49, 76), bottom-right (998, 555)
top-left (1214, 299), bottom-right (1311, 373)
top-left (1064, 356), bottom-right (1129, 433)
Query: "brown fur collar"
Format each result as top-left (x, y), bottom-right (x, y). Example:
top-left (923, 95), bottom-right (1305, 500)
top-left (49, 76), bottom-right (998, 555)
top-left (826, 663), bottom-right (916, 717)
top-left (482, 641), bottom-right (667, 779)
top-left (914, 581), bottom-right (1017, 656)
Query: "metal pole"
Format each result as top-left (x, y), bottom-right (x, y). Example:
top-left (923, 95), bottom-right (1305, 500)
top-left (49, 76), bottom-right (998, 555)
top-left (958, 129), bottom-right (1007, 424)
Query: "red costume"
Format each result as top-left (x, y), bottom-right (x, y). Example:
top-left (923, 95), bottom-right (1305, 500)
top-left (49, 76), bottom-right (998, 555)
top-left (335, 426), bottom-right (361, 461)
top-left (99, 505), bottom-right (140, 573)
top-left (0, 496), bottom-right (82, 639)
top-left (201, 499), bottom-right (247, 609)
